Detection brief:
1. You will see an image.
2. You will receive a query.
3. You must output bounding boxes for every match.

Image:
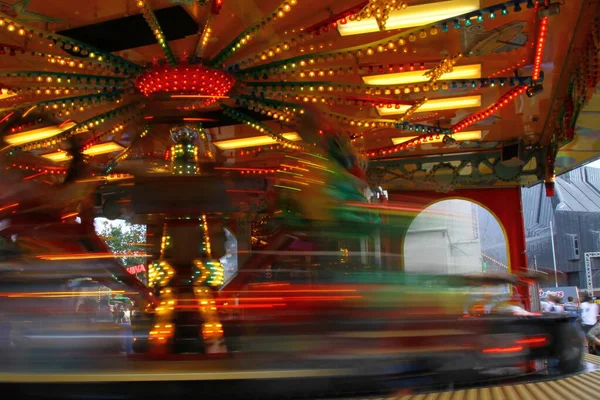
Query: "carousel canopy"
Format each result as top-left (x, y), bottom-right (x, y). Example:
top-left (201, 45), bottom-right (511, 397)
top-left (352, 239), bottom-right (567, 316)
top-left (0, 0), bottom-right (597, 192)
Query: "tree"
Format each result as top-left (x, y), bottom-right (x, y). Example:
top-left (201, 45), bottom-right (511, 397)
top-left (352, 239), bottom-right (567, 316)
top-left (95, 218), bottom-right (147, 267)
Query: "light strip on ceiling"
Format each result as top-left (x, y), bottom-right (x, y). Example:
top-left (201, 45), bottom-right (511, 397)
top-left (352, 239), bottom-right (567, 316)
top-left (83, 141), bottom-right (124, 156)
top-left (391, 131), bottom-right (482, 145)
top-left (337, 0), bottom-right (481, 36)
top-left (42, 142), bottom-right (124, 162)
top-left (0, 89), bottom-right (17, 101)
top-left (4, 122), bottom-right (77, 146)
top-left (213, 132), bottom-right (302, 150)
top-left (363, 64), bottom-right (481, 86)
top-left (42, 151), bottom-right (71, 162)
top-left (377, 95), bottom-right (481, 116)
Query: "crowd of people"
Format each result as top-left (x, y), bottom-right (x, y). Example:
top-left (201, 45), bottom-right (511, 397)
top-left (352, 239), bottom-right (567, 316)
top-left (541, 293), bottom-right (600, 354)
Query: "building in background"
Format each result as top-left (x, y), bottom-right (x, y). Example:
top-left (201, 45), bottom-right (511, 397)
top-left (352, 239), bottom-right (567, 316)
top-left (522, 167), bottom-right (600, 293)
top-left (404, 199), bottom-right (508, 275)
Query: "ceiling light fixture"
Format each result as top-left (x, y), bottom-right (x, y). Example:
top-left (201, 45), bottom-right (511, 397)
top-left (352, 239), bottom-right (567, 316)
top-left (337, 0), bottom-right (481, 36)
top-left (377, 95), bottom-right (481, 116)
top-left (526, 84), bottom-right (544, 98)
top-left (363, 64), bottom-right (481, 86)
top-left (4, 122), bottom-right (77, 146)
top-left (42, 141), bottom-right (124, 162)
top-left (0, 88), bottom-right (17, 101)
top-left (391, 130), bottom-right (482, 145)
top-left (213, 132), bottom-right (301, 150)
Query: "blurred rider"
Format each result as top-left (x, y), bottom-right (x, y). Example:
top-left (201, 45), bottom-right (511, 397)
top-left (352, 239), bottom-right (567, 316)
top-left (541, 293), bottom-right (564, 313)
top-left (581, 294), bottom-right (599, 335)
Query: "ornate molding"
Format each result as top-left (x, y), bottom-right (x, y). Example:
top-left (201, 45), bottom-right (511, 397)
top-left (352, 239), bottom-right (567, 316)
top-left (367, 146), bottom-right (546, 191)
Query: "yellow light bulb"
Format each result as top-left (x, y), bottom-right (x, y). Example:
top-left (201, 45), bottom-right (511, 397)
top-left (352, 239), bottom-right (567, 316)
top-left (7, 24), bottom-right (15, 32)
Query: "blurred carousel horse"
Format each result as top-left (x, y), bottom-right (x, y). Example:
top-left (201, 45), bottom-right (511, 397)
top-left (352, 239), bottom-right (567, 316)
top-left (0, 137), bottom-right (99, 226)
top-left (275, 106), bottom-right (380, 236)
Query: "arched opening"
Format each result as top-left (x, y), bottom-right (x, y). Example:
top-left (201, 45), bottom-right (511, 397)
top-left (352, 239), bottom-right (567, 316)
top-left (404, 199), bottom-right (509, 276)
top-left (220, 228), bottom-right (238, 286)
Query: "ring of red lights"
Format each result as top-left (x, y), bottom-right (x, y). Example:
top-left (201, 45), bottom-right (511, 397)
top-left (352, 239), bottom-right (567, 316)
top-left (135, 64), bottom-right (236, 106)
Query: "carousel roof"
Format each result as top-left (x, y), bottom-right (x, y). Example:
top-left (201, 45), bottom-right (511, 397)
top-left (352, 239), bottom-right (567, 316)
top-left (0, 0), bottom-right (597, 191)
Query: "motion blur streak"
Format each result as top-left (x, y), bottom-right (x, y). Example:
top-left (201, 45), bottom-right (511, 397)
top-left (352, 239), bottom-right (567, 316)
top-left (0, 202), bottom-right (19, 212)
top-left (482, 346), bottom-right (524, 354)
top-left (36, 253), bottom-right (152, 260)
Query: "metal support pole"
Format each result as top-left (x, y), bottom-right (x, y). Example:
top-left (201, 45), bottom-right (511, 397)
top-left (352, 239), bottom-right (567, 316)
top-left (550, 217), bottom-right (558, 287)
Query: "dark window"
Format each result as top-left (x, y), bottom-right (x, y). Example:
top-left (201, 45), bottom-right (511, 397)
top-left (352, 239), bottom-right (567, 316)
top-left (592, 231), bottom-right (600, 251)
top-left (567, 234), bottom-right (580, 260)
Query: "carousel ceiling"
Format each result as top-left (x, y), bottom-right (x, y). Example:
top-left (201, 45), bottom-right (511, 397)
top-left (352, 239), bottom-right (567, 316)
top-left (0, 0), bottom-right (597, 191)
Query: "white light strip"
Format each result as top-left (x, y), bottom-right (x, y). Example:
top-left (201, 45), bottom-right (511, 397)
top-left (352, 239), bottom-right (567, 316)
top-left (377, 95), bottom-right (481, 116)
top-left (337, 0), bottom-right (481, 36)
top-left (213, 132), bottom-right (301, 150)
top-left (363, 64), bottom-right (481, 86)
top-left (391, 130), bottom-right (482, 145)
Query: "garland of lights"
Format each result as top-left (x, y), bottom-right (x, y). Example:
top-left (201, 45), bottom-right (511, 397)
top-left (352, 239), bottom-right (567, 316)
top-left (243, 76), bottom-right (536, 98)
top-left (425, 53), bottom-right (463, 84)
top-left (7, 91), bottom-right (124, 114)
top-left (196, 123), bottom-right (216, 161)
top-left (221, 104), bottom-right (305, 150)
top-left (0, 47), bottom-right (117, 74)
top-left (398, 98), bottom-right (427, 122)
top-left (452, 85), bottom-right (528, 133)
top-left (19, 102), bottom-right (143, 150)
top-left (0, 70), bottom-right (126, 85)
top-left (83, 112), bottom-right (146, 150)
top-left (196, 17), bottom-right (214, 59)
top-left (366, 126), bottom-right (454, 158)
top-left (210, 0), bottom-right (299, 67)
top-left (231, 0), bottom-right (538, 75)
top-left (532, 16), bottom-right (548, 81)
top-left (232, 2), bottom-right (367, 69)
top-left (355, 0), bottom-right (408, 31)
top-left (135, 0), bottom-right (177, 66)
top-left (8, 162), bottom-right (67, 175)
top-left (0, 12), bottom-right (142, 73)
top-left (105, 125), bottom-right (152, 174)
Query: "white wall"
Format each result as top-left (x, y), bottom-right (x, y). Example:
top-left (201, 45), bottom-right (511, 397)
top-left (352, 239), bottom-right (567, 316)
top-left (404, 200), bottom-right (483, 275)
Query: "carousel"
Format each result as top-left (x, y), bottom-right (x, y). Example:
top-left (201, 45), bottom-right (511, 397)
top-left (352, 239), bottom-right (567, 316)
top-left (0, 0), bottom-right (598, 360)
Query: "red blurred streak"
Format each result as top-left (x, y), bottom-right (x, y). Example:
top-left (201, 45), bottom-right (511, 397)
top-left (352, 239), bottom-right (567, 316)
top-left (516, 337), bottom-right (547, 346)
top-left (0, 112), bottom-right (14, 124)
top-left (23, 171), bottom-right (45, 180)
top-left (0, 202), bottom-right (19, 212)
top-left (175, 304), bottom-right (286, 309)
top-left (217, 297), bottom-right (285, 301)
top-left (221, 289), bottom-right (357, 293)
top-left (225, 190), bottom-right (266, 194)
top-left (220, 304), bottom-right (286, 309)
top-left (482, 346), bottom-right (523, 354)
top-left (183, 117), bottom-right (216, 122)
top-left (58, 119), bottom-right (72, 128)
top-left (144, 116), bottom-right (154, 119)
top-left (280, 296), bottom-right (362, 300)
top-left (249, 282), bottom-right (291, 287)
top-left (61, 212), bottom-right (79, 219)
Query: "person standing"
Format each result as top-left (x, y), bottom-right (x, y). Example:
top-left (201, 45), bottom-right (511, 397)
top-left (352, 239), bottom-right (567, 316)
top-left (581, 294), bottom-right (599, 334)
top-left (564, 296), bottom-right (580, 318)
